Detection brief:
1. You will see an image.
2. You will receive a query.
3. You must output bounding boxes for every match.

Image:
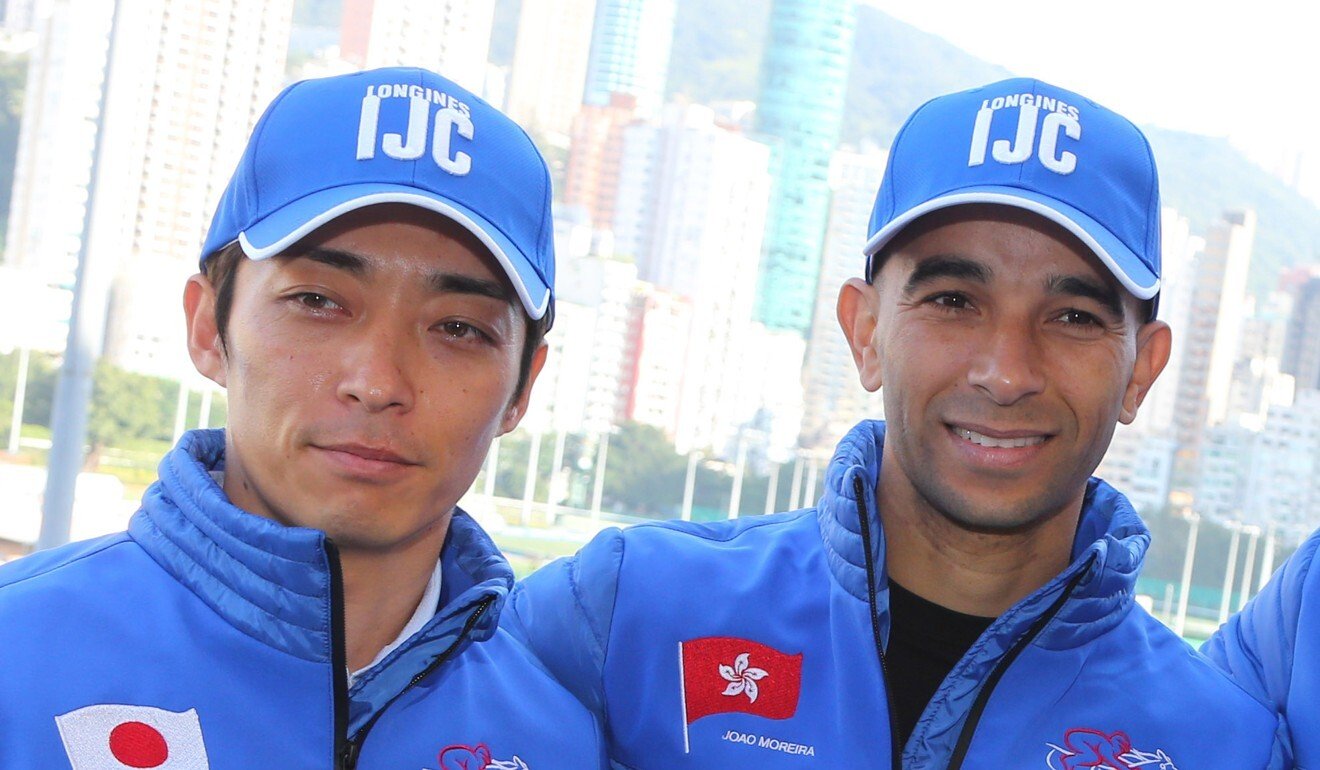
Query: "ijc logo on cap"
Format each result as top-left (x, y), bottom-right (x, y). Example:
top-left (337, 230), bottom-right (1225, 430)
top-left (865, 77), bottom-right (1162, 318)
top-left (201, 67), bottom-right (555, 320)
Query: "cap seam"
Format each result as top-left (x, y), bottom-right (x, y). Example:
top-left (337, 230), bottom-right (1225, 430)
top-left (246, 82), bottom-right (304, 223)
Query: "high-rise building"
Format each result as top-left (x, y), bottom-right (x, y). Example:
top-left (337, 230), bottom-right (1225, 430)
top-left (4, 0), bottom-right (114, 286)
top-left (1096, 426), bottom-right (1176, 516)
top-left (612, 103), bottom-right (774, 454)
top-left (95, 0), bottom-right (292, 378)
top-left (562, 93), bottom-right (637, 232)
top-left (622, 285), bottom-right (692, 436)
top-left (339, 0), bottom-right (495, 95)
top-left (1133, 209), bottom-right (1200, 435)
top-left (752, 0), bottom-right (854, 336)
top-left (2, 0), bottom-right (39, 32)
top-left (505, 0), bottom-right (597, 139)
top-left (800, 147), bottom-right (886, 450)
top-left (1224, 292), bottom-right (1296, 431)
top-left (1172, 210), bottom-right (1256, 451)
top-left (581, 0), bottom-right (674, 116)
top-left (1283, 273), bottom-right (1320, 392)
top-left (1194, 423), bottom-right (1256, 522)
top-left (1244, 389), bottom-right (1320, 539)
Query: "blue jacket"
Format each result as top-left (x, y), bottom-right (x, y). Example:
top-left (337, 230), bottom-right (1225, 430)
top-left (509, 420), bottom-right (1281, 768)
top-left (0, 429), bottom-right (604, 769)
top-left (1204, 527), bottom-right (1319, 769)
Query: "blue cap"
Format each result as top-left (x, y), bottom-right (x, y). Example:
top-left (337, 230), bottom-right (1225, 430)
top-left (865, 78), bottom-right (1161, 317)
top-left (201, 67), bottom-right (554, 320)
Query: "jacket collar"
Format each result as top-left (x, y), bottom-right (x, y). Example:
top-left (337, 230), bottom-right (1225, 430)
top-left (815, 419), bottom-right (1147, 650)
top-left (128, 429), bottom-right (512, 718)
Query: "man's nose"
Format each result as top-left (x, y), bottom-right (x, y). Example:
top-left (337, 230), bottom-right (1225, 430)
top-left (965, 323), bottom-right (1046, 406)
top-left (336, 325), bottom-right (414, 413)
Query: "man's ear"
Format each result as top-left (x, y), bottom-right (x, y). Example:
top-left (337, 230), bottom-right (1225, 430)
top-left (837, 277), bottom-right (884, 392)
top-left (500, 341), bottom-right (549, 435)
top-left (1119, 320), bottom-right (1172, 424)
top-left (184, 273), bottom-right (228, 388)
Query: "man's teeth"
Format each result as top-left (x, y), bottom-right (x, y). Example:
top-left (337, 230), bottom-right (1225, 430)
top-left (955, 428), bottom-right (1046, 448)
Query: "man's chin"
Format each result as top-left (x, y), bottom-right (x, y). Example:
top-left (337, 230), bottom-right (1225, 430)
top-left (314, 508), bottom-right (453, 554)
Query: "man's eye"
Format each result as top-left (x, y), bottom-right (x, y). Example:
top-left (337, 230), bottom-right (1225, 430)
top-left (930, 292), bottom-right (970, 310)
top-left (439, 321), bottom-right (491, 343)
top-left (292, 292), bottom-right (340, 311)
top-left (1057, 309), bottom-right (1102, 326)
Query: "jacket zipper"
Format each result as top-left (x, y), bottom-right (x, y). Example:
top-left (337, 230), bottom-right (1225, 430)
top-left (852, 475), bottom-right (903, 769)
top-left (943, 553), bottom-right (1096, 770)
top-left (326, 540), bottom-right (353, 770)
top-left (336, 593), bottom-right (495, 769)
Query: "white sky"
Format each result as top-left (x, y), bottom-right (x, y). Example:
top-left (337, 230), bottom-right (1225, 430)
top-left (862, 0), bottom-right (1320, 201)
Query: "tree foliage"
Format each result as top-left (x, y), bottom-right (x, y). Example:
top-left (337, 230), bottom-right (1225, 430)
top-left (1, 350), bottom-right (226, 455)
top-left (0, 50), bottom-right (28, 253)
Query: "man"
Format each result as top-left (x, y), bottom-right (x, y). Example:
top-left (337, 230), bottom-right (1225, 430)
top-left (1204, 528), bottom-right (1319, 768)
top-left (508, 78), bottom-right (1283, 767)
top-left (0, 67), bottom-right (603, 768)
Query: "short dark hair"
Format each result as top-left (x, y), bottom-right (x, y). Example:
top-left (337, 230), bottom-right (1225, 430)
top-left (202, 242), bottom-right (551, 400)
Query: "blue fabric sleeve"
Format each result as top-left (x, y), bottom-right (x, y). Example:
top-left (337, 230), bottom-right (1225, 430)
top-left (1202, 530), bottom-right (1319, 769)
top-left (506, 527), bottom-right (626, 717)
top-left (1202, 531), bottom-right (1316, 710)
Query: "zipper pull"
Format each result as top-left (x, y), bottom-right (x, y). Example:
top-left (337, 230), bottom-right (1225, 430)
top-left (339, 738), bottom-right (362, 770)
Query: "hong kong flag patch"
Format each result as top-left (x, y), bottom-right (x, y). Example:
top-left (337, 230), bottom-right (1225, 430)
top-left (679, 636), bottom-right (803, 729)
top-left (55, 704), bottom-right (210, 769)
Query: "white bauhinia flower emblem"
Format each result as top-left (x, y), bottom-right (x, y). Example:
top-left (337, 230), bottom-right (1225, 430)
top-left (719, 652), bottom-right (769, 703)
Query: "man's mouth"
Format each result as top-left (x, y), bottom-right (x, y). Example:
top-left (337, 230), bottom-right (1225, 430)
top-left (951, 426), bottom-right (1049, 449)
top-left (320, 443), bottom-right (416, 465)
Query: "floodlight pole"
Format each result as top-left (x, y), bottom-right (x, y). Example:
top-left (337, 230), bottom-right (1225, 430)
top-left (36, 0), bottom-right (124, 551)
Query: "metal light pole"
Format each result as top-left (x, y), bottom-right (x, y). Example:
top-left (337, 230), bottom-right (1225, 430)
top-left (546, 430), bottom-right (566, 526)
top-left (788, 453), bottom-right (804, 509)
top-left (590, 431), bottom-right (609, 520)
top-left (680, 450), bottom-right (701, 522)
top-left (1217, 522), bottom-right (1242, 626)
top-left (727, 437), bottom-right (747, 520)
top-left (1237, 525), bottom-right (1261, 612)
top-left (521, 430), bottom-right (542, 526)
top-left (7, 346), bottom-right (30, 455)
top-left (1173, 513), bottom-right (1200, 638)
top-left (482, 436), bottom-right (500, 498)
top-left (803, 459), bottom-right (820, 509)
top-left (1258, 524), bottom-right (1277, 591)
top-left (36, 0), bottom-right (125, 551)
top-left (763, 461), bottom-right (781, 516)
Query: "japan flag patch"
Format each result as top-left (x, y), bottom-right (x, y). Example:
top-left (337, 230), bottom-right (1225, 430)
top-left (55, 704), bottom-right (210, 769)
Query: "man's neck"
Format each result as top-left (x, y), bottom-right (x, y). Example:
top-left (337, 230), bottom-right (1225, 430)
top-left (337, 526), bottom-right (449, 673)
top-left (877, 464), bottom-right (1081, 619)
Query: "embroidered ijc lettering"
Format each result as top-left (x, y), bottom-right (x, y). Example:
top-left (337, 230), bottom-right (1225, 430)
top-left (356, 92), bottom-right (474, 175)
top-left (968, 96), bottom-right (1081, 174)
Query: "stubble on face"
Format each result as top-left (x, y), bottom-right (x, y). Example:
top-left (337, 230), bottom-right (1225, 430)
top-left (210, 206), bottom-right (530, 554)
top-left (868, 205), bottom-right (1143, 540)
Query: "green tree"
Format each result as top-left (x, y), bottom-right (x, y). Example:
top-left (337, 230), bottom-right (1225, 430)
top-left (601, 422), bottom-right (689, 516)
top-left (0, 50), bottom-right (27, 253)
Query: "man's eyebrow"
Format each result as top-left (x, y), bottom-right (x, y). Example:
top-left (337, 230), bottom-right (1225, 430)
top-left (294, 247), bottom-right (368, 275)
top-left (1048, 274), bottom-right (1124, 318)
top-left (427, 271), bottom-right (514, 303)
top-left (902, 255), bottom-right (991, 294)
top-left (288, 247), bottom-right (513, 303)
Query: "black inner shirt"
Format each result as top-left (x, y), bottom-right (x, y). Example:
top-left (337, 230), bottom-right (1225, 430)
top-left (884, 579), bottom-right (996, 748)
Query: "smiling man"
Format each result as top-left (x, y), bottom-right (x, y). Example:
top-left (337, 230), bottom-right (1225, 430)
top-left (0, 68), bottom-right (602, 768)
top-left (508, 78), bottom-right (1283, 768)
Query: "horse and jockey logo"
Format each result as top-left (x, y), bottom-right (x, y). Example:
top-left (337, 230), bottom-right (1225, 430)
top-left (1045, 728), bottom-right (1178, 770)
top-left (429, 743), bottom-right (529, 770)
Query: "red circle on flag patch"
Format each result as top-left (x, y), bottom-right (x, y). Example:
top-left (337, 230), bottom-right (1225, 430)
top-left (108, 721), bottom-right (169, 767)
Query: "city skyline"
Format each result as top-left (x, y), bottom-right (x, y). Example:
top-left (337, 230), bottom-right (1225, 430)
top-left (0, 0), bottom-right (1317, 554)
